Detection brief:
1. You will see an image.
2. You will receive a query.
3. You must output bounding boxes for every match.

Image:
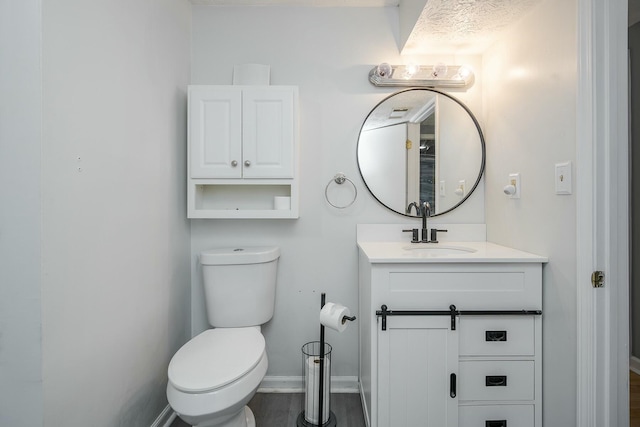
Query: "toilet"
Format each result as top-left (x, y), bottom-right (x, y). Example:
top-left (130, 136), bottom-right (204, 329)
top-left (167, 246), bottom-right (280, 427)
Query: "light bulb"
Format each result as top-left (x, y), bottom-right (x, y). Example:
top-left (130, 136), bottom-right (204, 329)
top-left (432, 62), bottom-right (448, 78)
top-left (403, 63), bottom-right (420, 79)
top-left (375, 63), bottom-right (393, 78)
top-left (456, 65), bottom-right (473, 80)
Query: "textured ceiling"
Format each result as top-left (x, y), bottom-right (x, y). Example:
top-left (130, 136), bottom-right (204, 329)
top-left (190, 0), bottom-right (398, 6)
top-left (191, 0), bottom-right (543, 55)
top-left (403, 0), bottom-right (542, 55)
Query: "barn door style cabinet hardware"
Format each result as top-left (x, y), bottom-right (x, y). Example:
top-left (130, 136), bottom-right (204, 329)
top-left (375, 304), bottom-right (542, 331)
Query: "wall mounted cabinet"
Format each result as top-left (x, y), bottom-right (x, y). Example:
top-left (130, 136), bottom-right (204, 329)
top-left (188, 85), bottom-right (299, 218)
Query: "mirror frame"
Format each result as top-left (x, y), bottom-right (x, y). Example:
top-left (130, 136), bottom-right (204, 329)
top-left (357, 88), bottom-right (486, 217)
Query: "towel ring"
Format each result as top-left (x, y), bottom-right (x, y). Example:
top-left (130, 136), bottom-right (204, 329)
top-left (325, 173), bottom-right (357, 209)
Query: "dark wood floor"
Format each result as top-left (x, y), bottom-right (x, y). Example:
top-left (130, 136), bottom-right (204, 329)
top-left (170, 393), bottom-right (366, 427)
top-left (632, 371), bottom-right (640, 426)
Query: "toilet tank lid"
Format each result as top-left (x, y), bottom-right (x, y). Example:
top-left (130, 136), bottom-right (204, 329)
top-left (200, 246), bottom-right (280, 265)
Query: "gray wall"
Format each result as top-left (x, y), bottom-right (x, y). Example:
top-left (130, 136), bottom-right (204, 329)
top-left (0, 1), bottom-right (44, 425)
top-left (1, 0), bottom-right (193, 425)
top-left (631, 21), bottom-right (640, 359)
top-left (483, 0), bottom-right (577, 424)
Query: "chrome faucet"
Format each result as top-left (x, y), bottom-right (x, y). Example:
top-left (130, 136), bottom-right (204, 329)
top-left (420, 201), bottom-right (431, 242)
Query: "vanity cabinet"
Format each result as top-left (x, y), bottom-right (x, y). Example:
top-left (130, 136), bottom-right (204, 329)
top-left (358, 252), bottom-right (543, 427)
top-left (187, 85), bottom-right (299, 218)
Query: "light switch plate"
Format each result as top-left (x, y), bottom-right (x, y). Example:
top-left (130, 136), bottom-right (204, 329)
top-left (555, 161), bottom-right (572, 195)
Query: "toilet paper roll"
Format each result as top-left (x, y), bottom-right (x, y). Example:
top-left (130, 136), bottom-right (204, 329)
top-left (274, 196), bottom-right (291, 210)
top-left (304, 356), bottom-right (330, 425)
top-left (320, 302), bottom-right (351, 333)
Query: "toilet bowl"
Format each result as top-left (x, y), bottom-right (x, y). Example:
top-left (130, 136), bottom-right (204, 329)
top-left (167, 327), bottom-right (268, 427)
top-left (167, 246), bottom-right (279, 427)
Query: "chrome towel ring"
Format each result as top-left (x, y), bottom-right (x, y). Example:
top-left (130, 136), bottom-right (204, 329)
top-left (325, 173), bottom-right (357, 209)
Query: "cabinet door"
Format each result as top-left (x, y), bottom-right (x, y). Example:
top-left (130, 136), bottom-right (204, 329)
top-left (190, 87), bottom-right (242, 178)
top-left (377, 316), bottom-right (458, 427)
top-left (242, 87), bottom-right (295, 178)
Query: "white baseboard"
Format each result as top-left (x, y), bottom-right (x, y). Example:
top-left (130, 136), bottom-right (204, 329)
top-left (150, 404), bottom-right (176, 427)
top-left (258, 375), bottom-right (359, 393)
top-left (631, 356), bottom-right (640, 375)
top-left (150, 376), bottom-right (359, 426)
top-left (359, 382), bottom-right (370, 427)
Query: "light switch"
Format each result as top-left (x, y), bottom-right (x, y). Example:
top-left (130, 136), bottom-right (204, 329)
top-left (439, 180), bottom-right (446, 197)
top-left (555, 161), bottom-right (572, 195)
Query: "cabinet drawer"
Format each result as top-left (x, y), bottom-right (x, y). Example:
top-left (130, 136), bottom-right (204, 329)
top-left (459, 404), bottom-right (534, 427)
top-left (459, 361), bottom-right (534, 401)
top-left (459, 317), bottom-right (535, 356)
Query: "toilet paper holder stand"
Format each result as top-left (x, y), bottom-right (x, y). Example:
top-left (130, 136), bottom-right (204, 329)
top-left (296, 293), bottom-right (356, 427)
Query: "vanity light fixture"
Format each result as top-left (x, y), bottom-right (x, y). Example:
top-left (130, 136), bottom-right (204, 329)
top-left (369, 63), bottom-right (475, 89)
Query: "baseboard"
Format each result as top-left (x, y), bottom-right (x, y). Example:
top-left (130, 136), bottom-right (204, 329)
top-left (359, 382), bottom-right (370, 427)
top-left (150, 404), bottom-right (177, 427)
top-left (150, 377), bottom-right (359, 426)
top-left (631, 356), bottom-right (640, 375)
top-left (258, 376), bottom-right (359, 393)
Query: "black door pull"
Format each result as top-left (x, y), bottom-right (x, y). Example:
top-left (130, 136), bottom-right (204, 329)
top-left (485, 330), bottom-right (507, 341)
top-left (450, 373), bottom-right (457, 398)
top-left (485, 375), bottom-right (508, 387)
top-left (486, 421), bottom-right (507, 427)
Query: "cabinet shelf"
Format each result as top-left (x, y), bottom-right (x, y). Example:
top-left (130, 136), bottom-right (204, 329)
top-left (188, 179), bottom-right (298, 219)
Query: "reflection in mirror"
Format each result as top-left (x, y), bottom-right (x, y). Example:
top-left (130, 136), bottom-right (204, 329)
top-left (357, 89), bottom-right (485, 217)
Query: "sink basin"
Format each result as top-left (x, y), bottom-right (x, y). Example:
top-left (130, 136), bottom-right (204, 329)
top-left (402, 244), bottom-right (477, 256)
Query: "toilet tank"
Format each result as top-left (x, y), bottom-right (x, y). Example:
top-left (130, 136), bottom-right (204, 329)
top-left (199, 247), bottom-right (279, 328)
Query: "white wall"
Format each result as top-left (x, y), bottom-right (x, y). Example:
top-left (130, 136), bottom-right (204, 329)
top-left (40, 0), bottom-right (192, 425)
top-left (0, 1), bottom-right (44, 425)
top-left (482, 0), bottom-right (577, 425)
top-left (191, 6), bottom-right (485, 381)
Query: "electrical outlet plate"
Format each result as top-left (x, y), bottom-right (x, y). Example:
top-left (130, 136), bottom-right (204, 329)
top-left (509, 173), bottom-right (521, 199)
top-left (456, 180), bottom-right (465, 196)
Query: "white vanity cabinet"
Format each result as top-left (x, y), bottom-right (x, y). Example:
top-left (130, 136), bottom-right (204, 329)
top-left (187, 85), bottom-right (299, 218)
top-left (357, 241), bottom-right (545, 427)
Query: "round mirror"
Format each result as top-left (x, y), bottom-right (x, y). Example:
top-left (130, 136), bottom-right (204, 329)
top-left (357, 88), bottom-right (485, 217)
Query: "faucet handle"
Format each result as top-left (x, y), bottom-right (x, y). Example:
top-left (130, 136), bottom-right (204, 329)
top-left (402, 228), bottom-right (419, 243)
top-left (429, 228), bottom-right (448, 243)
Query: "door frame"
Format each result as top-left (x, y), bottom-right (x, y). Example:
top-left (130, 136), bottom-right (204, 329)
top-left (576, 0), bottom-right (629, 425)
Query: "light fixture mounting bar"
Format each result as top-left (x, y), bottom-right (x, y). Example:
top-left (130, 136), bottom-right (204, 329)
top-left (368, 64), bottom-right (474, 89)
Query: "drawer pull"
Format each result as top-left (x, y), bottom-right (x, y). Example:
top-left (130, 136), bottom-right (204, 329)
top-left (486, 421), bottom-right (507, 427)
top-left (485, 330), bottom-right (507, 341)
top-left (485, 375), bottom-right (508, 387)
top-left (450, 373), bottom-right (457, 398)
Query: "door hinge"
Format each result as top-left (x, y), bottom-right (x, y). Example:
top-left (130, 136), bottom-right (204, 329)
top-left (591, 270), bottom-right (605, 288)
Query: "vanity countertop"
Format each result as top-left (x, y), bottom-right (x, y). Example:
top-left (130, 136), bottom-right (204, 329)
top-left (357, 240), bottom-right (548, 264)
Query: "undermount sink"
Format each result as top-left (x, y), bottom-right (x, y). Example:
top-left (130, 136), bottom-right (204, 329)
top-left (402, 244), bottom-right (477, 256)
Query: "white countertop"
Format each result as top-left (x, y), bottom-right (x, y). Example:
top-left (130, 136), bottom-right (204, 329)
top-left (357, 240), bottom-right (548, 264)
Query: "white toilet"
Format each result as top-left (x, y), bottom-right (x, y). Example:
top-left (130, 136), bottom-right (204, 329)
top-left (167, 246), bottom-right (280, 427)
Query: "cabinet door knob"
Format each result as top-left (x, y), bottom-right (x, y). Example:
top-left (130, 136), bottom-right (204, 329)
top-left (244, 160), bottom-right (251, 167)
top-left (231, 160), bottom-right (238, 167)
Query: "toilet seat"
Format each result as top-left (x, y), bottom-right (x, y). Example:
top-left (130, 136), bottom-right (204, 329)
top-left (168, 328), bottom-right (265, 393)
